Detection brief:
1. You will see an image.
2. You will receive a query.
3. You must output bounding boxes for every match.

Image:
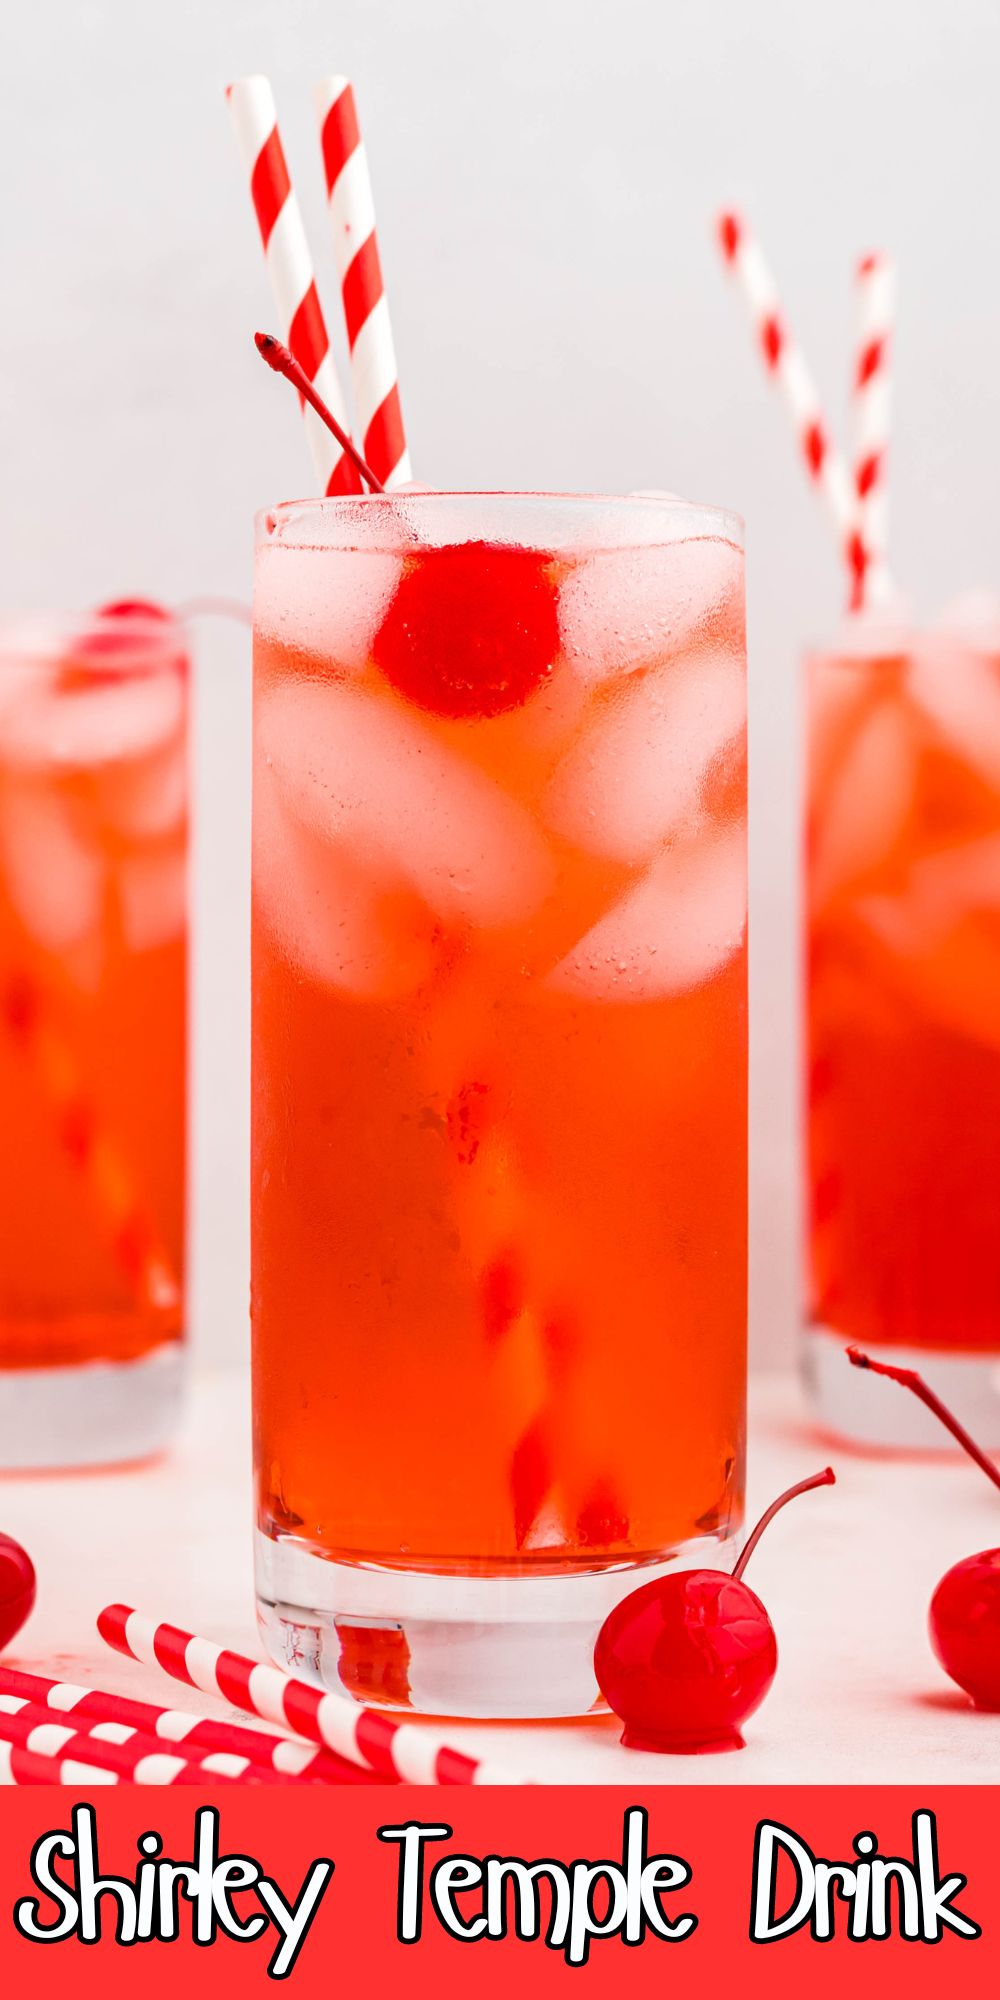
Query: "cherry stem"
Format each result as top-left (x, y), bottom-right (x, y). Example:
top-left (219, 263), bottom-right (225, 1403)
top-left (253, 333), bottom-right (385, 495)
top-left (732, 1467), bottom-right (836, 1582)
top-left (847, 1346), bottom-right (1000, 1493)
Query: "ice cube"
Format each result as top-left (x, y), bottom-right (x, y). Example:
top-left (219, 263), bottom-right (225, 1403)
top-left (548, 828), bottom-right (746, 1002)
top-left (544, 644), bottom-right (745, 861)
top-left (558, 536), bottom-right (743, 687)
top-left (810, 691), bottom-right (917, 909)
top-left (0, 673), bottom-right (184, 773)
top-left (825, 598), bottom-right (914, 660)
top-left (0, 660), bottom-right (52, 739)
top-left (254, 542), bottom-right (403, 673)
top-left (907, 641), bottom-right (1000, 789)
top-left (258, 681), bottom-right (553, 928)
top-left (0, 783), bottom-right (103, 952)
top-left (252, 755), bottom-right (438, 999)
top-left (117, 844), bottom-right (187, 951)
top-left (856, 833), bottom-right (1000, 1051)
top-left (934, 591), bottom-right (1000, 646)
top-left (96, 733), bottom-right (188, 841)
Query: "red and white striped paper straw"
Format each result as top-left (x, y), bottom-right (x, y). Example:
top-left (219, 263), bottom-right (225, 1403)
top-left (227, 75), bottom-right (363, 496)
top-left (852, 251), bottom-right (895, 604)
top-left (716, 210), bottom-right (867, 605)
top-left (0, 1701), bottom-right (266, 1786)
top-left (315, 76), bottom-right (411, 489)
top-left (99, 1606), bottom-right (522, 1786)
top-left (0, 1664), bottom-right (378, 1786)
top-left (0, 1740), bottom-right (119, 1787)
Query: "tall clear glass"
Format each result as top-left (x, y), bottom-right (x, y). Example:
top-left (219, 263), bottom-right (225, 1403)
top-left (252, 493), bottom-right (747, 1716)
top-left (805, 618), bottom-right (1000, 1446)
top-left (0, 609), bottom-right (189, 1467)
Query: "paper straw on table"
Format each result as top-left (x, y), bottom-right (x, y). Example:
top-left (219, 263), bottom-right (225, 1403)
top-left (0, 1664), bottom-right (379, 1785)
top-left (0, 1693), bottom-right (312, 1786)
top-left (227, 74), bottom-right (363, 496)
top-left (2, 975), bottom-right (179, 1318)
top-left (0, 1735), bottom-right (247, 1789)
top-left (0, 1701), bottom-right (270, 1786)
top-left (0, 1740), bottom-right (119, 1787)
top-left (315, 76), bottom-right (412, 488)
top-left (852, 252), bottom-right (896, 605)
top-left (716, 209), bottom-right (868, 606)
top-left (98, 1606), bottom-right (524, 1786)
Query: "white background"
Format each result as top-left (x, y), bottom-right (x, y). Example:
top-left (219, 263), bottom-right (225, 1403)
top-left (3, 0), bottom-right (998, 1371)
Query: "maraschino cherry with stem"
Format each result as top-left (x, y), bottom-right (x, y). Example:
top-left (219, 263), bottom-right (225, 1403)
top-left (848, 1346), bottom-right (1000, 1710)
top-left (594, 1466), bottom-right (836, 1754)
top-left (0, 1536), bottom-right (35, 1652)
top-left (255, 330), bottom-right (561, 721)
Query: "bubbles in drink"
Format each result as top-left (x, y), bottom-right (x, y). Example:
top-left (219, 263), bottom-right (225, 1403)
top-left (548, 827), bottom-right (745, 1002)
top-left (545, 642), bottom-right (745, 860)
top-left (558, 536), bottom-right (743, 687)
top-left (520, 1499), bottom-right (573, 1553)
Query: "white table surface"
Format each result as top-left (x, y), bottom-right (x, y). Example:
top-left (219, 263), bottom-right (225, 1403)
top-left (3, 1371), bottom-right (999, 1785)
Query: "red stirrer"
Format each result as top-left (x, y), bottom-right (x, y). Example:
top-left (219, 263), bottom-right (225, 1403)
top-left (254, 333), bottom-right (384, 494)
top-left (847, 1347), bottom-right (1000, 1491)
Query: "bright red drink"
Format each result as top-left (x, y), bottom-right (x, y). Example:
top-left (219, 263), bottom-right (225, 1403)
top-left (252, 494), bottom-right (747, 1714)
top-left (806, 611), bottom-right (1000, 1445)
top-left (0, 610), bottom-right (188, 1467)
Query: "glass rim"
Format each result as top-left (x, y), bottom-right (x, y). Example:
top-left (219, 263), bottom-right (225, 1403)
top-left (0, 609), bottom-right (188, 673)
top-left (804, 624), bottom-right (1000, 667)
top-left (256, 489), bottom-right (745, 555)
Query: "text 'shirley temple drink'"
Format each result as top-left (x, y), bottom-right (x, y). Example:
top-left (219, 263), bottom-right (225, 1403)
top-left (252, 493), bottom-right (747, 1716)
top-left (0, 610), bottom-right (188, 1467)
top-left (805, 606), bottom-right (1000, 1446)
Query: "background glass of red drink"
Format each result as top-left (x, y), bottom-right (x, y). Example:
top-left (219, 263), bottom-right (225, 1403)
top-left (805, 610), bottom-right (1000, 1446)
top-left (0, 609), bottom-right (189, 1468)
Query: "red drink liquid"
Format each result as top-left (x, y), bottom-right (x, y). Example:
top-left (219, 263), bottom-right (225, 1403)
top-left (252, 494), bottom-right (747, 1714)
top-left (806, 615), bottom-right (1000, 1445)
top-left (0, 611), bottom-right (188, 1466)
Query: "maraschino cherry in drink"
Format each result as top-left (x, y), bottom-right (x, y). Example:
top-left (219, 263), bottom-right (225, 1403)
top-left (805, 603), bottom-right (1000, 1446)
top-left (0, 607), bottom-right (188, 1467)
top-left (252, 493), bottom-right (747, 1716)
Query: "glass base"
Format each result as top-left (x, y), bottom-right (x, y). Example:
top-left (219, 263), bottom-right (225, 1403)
top-left (804, 1323), bottom-right (1000, 1450)
top-left (255, 1523), bottom-right (740, 1719)
top-left (0, 1344), bottom-right (185, 1471)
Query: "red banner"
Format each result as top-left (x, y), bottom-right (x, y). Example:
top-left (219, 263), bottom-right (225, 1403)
top-left (0, 1786), bottom-right (995, 1995)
